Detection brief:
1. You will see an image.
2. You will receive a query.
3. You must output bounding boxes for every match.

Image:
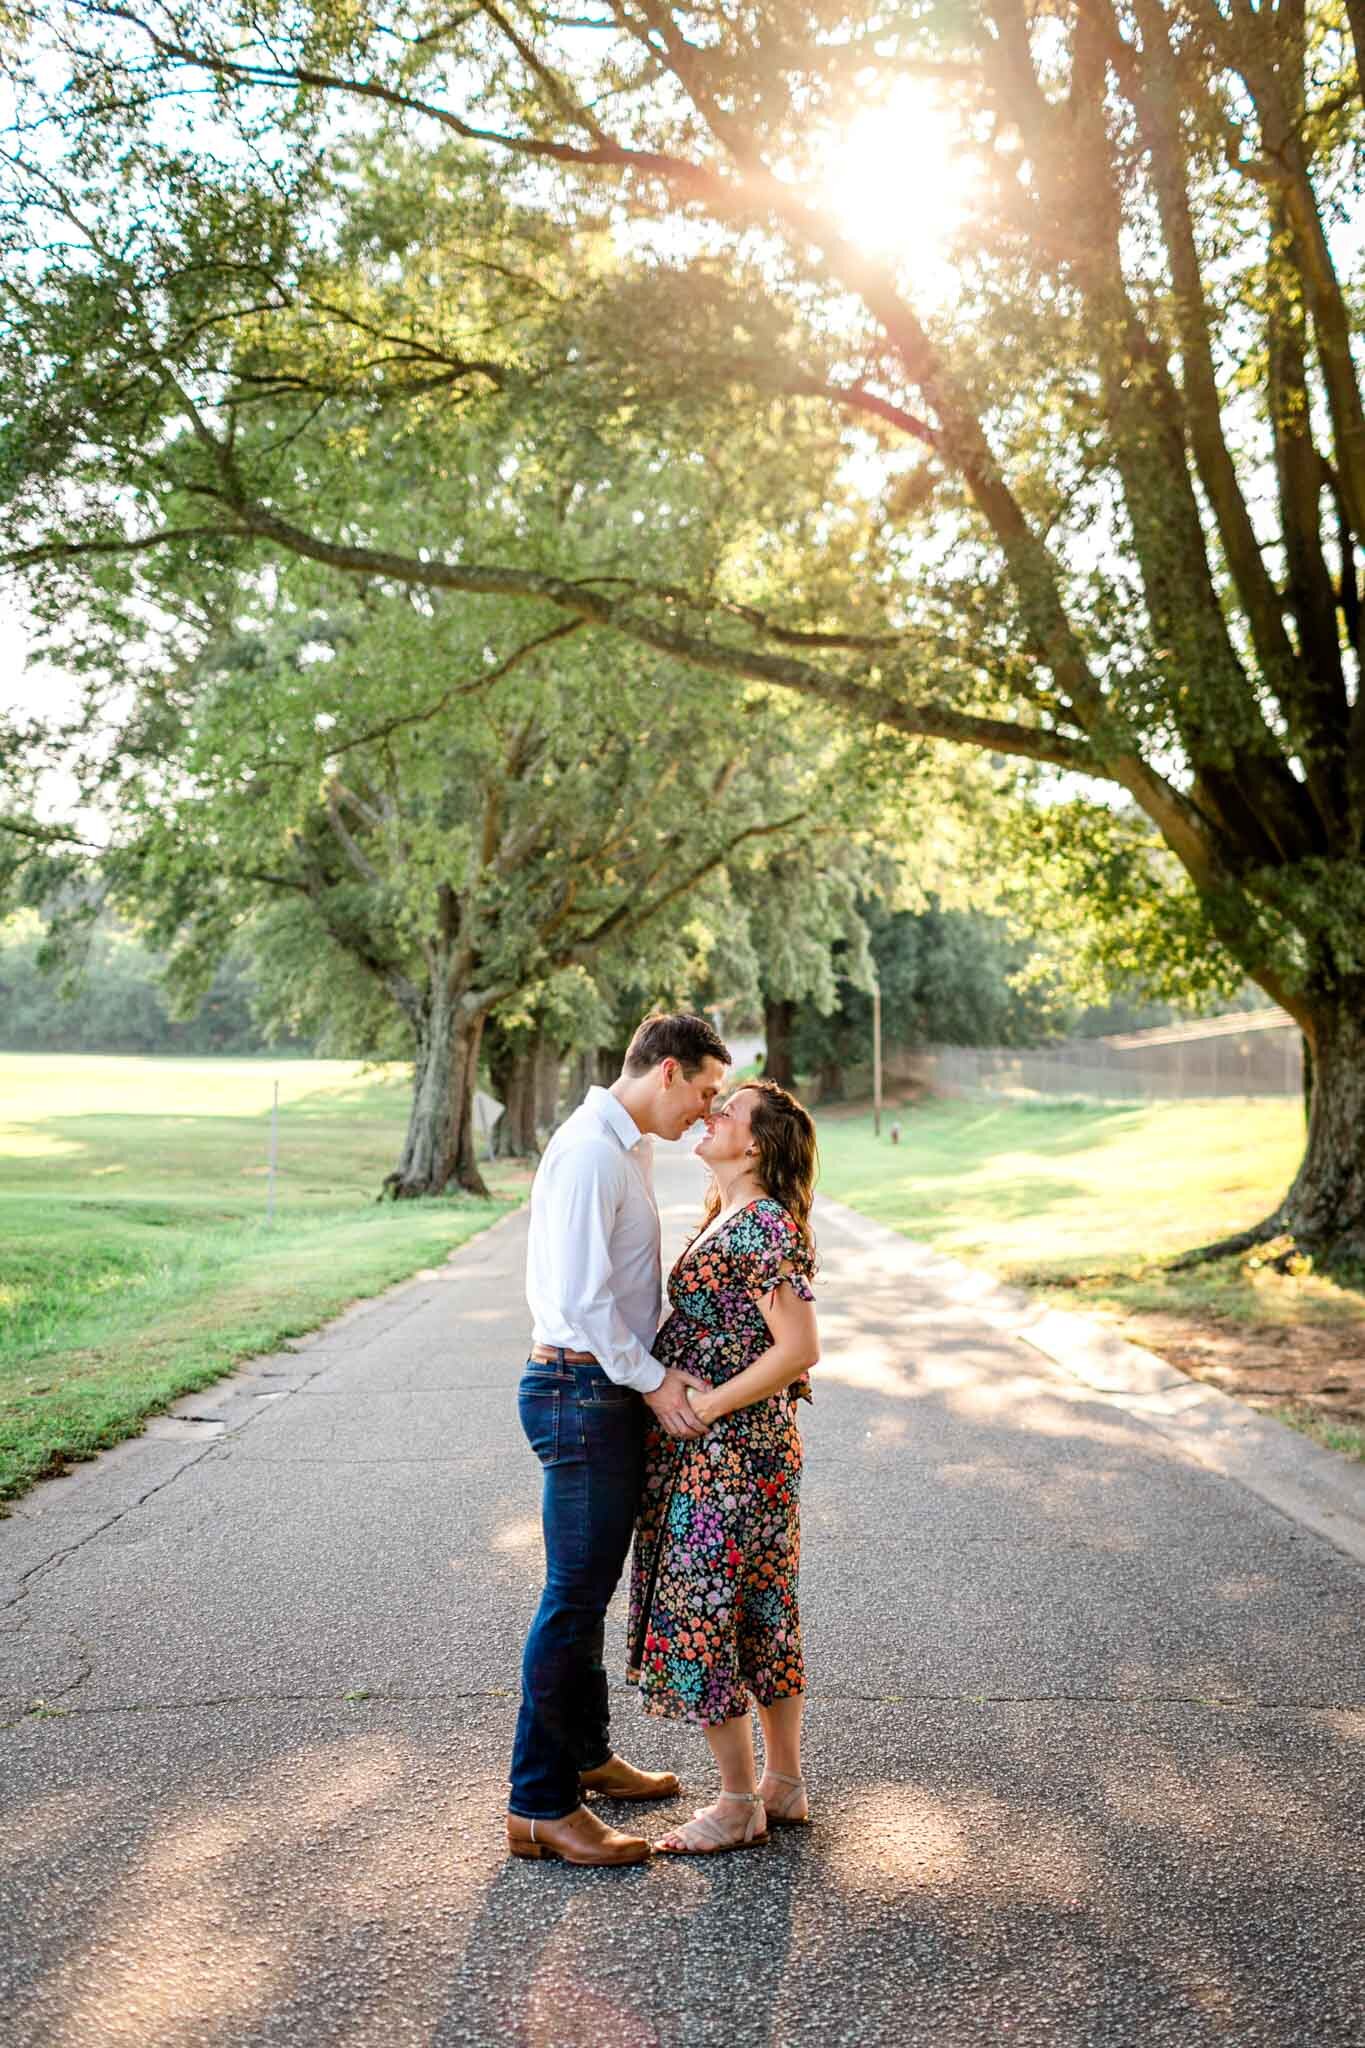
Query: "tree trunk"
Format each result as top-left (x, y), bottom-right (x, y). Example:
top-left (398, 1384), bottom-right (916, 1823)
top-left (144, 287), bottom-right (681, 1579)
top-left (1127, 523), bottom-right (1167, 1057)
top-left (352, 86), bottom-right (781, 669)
top-left (534, 1040), bottom-right (562, 1131)
top-left (1278, 991), bottom-right (1365, 1256)
top-left (490, 1033), bottom-right (541, 1159)
top-left (596, 1044), bottom-right (625, 1086)
top-left (762, 995), bottom-right (797, 1088)
top-left (383, 991), bottom-right (489, 1198)
top-left (1348, 0), bottom-right (1365, 117)
top-left (564, 1049), bottom-right (595, 1115)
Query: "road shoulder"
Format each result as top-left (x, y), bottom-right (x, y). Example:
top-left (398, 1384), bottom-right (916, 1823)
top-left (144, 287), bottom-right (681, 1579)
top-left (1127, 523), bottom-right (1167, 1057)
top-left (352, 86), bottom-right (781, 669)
top-left (815, 1192), bottom-right (1365, 1571)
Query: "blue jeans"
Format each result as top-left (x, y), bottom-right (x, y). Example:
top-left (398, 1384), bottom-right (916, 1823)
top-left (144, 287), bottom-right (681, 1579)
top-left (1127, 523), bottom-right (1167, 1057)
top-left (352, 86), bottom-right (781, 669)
top-left (508, 1356), bottom-right (647, 1820)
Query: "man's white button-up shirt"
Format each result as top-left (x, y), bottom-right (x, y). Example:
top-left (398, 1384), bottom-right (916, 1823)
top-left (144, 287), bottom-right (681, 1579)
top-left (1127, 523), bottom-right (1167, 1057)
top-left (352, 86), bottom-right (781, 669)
top-left (525, 1085), bottom-right (666, 1394)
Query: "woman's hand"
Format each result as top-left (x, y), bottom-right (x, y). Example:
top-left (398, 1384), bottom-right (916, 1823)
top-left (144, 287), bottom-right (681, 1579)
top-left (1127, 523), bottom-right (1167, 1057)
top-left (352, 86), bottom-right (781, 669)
top-left (684, 1384), bottom-right (720, 1429)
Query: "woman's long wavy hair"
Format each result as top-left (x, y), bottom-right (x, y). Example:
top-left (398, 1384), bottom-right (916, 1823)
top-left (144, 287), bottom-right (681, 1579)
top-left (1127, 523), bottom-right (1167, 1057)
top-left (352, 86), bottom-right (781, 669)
top-left (698, 1078), bottom-right (820, 1270)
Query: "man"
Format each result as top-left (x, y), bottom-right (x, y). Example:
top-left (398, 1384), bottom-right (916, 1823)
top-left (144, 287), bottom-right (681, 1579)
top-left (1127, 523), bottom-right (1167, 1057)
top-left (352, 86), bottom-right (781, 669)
top-left (506, 1012), bottom-right (730, 1866)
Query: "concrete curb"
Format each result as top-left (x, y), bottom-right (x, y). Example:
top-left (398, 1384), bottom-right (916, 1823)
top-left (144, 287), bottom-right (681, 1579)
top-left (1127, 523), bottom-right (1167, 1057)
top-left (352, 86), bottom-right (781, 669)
top-left (814, 1192), bottom-right (1365, 1573)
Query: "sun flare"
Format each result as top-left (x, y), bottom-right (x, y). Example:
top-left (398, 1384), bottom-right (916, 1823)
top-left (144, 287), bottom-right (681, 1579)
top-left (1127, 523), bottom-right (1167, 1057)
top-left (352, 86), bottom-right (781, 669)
top-left (818, 80), bottom-right (976, 291)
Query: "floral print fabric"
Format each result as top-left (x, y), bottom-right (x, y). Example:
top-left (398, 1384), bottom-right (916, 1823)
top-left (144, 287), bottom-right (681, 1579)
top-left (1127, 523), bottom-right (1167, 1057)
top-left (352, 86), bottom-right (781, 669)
top-left (626, 1197), bottom-right (815, 1726)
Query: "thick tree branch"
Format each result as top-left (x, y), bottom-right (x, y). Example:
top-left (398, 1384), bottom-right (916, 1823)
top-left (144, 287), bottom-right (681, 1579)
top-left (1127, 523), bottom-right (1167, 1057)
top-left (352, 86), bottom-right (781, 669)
top-left (7, 504), bottom-right (1098, 773)
top-left (323, 787), bottom-right (383, 887)
top-left (0, 815), bottom-right (100, 850)
top-left (566, 577), bottom-right (914, 651)
top-left (1108, 0), bottom-right (1311, 734)
top-left (3, 526), bottom-right (251, 571)
top-left (1224, 23), bottom-right (1365, 544)
top-left (990, 0), bottom-right (1317, 868)
top-left (784, 375), bottom-right (943, 452)
top-left (473, 0), bottom-right (613, 143)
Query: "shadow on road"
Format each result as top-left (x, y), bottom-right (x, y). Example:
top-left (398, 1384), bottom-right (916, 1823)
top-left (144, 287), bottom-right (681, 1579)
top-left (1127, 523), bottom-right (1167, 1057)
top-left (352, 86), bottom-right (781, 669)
top-left (1, 1145), bottom-right (1362, 2044)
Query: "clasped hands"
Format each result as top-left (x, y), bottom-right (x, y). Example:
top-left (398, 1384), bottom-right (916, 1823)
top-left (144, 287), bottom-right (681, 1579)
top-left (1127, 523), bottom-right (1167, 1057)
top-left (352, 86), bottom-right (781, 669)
top-left (644, 1366), bottom-right (719, 1438)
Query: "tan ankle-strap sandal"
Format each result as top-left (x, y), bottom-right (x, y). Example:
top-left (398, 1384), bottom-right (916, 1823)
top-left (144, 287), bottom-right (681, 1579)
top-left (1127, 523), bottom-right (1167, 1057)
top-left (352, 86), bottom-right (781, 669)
top-left (655, 1789), bottom-right (770, 1855)
top-left (760, 1770), bottom-right (811, 1826)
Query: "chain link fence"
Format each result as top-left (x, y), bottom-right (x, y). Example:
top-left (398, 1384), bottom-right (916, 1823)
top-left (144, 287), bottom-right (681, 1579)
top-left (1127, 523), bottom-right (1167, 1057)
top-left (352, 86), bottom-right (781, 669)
top-left (910, 1013), bottom-right (1303, 1105)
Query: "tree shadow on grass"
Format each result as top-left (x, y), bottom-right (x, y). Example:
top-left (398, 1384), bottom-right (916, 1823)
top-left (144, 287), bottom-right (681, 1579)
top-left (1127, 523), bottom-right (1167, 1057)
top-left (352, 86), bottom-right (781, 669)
top-left (267, 1074), bottom-right (413, 1119)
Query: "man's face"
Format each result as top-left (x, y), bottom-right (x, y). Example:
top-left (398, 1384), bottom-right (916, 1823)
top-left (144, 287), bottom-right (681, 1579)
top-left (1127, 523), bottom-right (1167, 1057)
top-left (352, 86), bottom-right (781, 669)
top-left (660, 1054), bottom-right (728, 1140)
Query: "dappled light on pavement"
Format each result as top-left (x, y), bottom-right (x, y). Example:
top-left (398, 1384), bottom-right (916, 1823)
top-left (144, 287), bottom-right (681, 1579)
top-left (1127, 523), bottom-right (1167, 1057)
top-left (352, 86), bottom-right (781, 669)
top-left (821, 1780), bottom-right (1103, 1908)
top-left (21, 1733), bottom-right (486, 2048)
top-left (2, 1145), bottom-right (1361, 2043)
top-left (810, 1341), bottom-right (922, 1397)
top-left (518, 1895), bottom-right (663, 2048)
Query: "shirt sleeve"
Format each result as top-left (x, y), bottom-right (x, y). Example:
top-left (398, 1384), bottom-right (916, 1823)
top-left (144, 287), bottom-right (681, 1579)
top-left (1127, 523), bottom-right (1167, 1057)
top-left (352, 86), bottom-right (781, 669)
top-left (537, 1143), bottom-right (666, 1395)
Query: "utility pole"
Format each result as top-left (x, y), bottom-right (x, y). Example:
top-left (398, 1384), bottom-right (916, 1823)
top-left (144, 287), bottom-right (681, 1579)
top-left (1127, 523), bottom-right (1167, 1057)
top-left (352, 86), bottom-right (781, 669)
top-left (872, 978), bottom-right (883, 1138)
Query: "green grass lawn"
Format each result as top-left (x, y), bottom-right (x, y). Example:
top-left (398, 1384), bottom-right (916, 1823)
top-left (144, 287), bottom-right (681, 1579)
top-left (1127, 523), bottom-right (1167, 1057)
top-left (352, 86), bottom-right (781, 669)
top-left (814, 1096), bottom-right (1315, 1291)
top-left (814, 1095), bottom-right (1365, 1462)
top-left (0, 1054), bottom-right (526, 1506)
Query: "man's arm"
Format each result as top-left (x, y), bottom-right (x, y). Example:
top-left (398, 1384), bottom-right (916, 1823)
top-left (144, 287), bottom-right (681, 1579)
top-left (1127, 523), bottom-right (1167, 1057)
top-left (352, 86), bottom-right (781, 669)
top-left (538, 1144), bottom-right (705, 1435)
top-left (538, 1142), bottom-right (666, 1394)
top-left (538, 1144), bottom-right (707, 1438)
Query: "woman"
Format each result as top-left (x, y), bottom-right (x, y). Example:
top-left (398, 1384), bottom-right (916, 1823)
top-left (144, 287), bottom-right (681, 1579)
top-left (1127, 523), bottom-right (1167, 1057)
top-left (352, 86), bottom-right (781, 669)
top-left (626, 1077), bottom-right (820, 1854)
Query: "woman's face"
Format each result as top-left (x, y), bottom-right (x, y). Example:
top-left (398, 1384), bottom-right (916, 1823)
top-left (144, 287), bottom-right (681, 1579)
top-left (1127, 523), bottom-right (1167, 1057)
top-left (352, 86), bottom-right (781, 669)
top-left (696, 1087), bottom-right (757, 1171)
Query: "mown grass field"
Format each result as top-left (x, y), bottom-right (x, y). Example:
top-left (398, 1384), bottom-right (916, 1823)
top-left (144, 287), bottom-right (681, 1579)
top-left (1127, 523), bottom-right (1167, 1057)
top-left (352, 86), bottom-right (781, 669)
top-left (0, 1054), bottom-right (526, 1505)
top-left (815, 1094), bottom-right (1365, 1458)
top-left (815, 1096), bottom-right (1312, 1286)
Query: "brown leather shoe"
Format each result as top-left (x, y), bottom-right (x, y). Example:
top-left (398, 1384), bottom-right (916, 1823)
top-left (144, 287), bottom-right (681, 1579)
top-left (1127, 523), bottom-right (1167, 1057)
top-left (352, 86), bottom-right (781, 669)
top-left (580, 1755), bottom-right (681, 1802)
top-left (507, 1805), bottom-right (651, 1866)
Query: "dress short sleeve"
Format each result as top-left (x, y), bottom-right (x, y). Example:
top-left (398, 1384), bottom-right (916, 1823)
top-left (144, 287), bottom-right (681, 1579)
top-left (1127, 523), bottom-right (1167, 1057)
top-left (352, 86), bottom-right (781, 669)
top-left (728, 1200), bottom-right (816, 1404)
top-left (730, 1200), bottom-right (816, 1303)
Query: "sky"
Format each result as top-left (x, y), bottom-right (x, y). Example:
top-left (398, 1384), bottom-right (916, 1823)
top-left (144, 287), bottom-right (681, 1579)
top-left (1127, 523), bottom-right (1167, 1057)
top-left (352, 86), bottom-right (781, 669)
top-left (3, 598), bottom-right (66, 715)
top-left (2, 596), bottom-right (88, 826)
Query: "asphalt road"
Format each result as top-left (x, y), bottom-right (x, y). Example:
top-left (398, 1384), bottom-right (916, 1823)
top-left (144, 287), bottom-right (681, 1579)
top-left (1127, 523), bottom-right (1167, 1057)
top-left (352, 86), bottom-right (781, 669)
top-left (2, 1141), bottom-right (1363, 2047)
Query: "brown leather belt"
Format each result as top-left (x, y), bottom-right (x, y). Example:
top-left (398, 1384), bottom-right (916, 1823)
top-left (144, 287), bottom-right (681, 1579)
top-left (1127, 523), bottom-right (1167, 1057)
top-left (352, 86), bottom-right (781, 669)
top-left (530, 1344), bottom-right (600, 1365)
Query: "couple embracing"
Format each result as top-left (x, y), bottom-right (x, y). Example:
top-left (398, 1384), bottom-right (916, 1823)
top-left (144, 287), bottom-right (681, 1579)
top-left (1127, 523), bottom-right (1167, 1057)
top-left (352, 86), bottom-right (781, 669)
top-left (506, 1012), bottom-right (822, 1866)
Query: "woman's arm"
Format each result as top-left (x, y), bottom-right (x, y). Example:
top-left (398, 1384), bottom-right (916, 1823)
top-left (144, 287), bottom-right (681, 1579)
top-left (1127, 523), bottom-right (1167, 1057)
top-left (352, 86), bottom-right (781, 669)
top-left (685, 1275), bottom-right (820, 1427)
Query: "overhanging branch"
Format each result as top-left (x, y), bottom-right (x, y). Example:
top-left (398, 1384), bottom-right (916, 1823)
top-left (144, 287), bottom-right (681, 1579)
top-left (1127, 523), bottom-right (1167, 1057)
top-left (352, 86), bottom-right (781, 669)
top-left (785, 375), bottom-right (943, 452)
top-left (5, 507), bottom-right (1097, 772)
top-left (4, 525), bottom-right (251, 571)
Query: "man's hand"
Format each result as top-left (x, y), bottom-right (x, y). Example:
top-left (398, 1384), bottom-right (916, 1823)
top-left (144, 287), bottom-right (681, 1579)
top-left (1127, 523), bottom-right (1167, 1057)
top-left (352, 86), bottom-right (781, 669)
top-left (644, 1368), bottom-right (710, 1439)
top-left (684, 1384), bottom-right (720, 1429)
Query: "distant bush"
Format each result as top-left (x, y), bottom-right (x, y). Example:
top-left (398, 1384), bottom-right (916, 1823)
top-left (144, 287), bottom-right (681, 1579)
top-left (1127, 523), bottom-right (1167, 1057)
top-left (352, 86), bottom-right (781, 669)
top-left (0, 913), bottom-right (309, 1056)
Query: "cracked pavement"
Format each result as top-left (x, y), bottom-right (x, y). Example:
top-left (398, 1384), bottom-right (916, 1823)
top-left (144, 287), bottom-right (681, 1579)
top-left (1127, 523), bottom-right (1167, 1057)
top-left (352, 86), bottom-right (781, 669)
top-left (1, 1143), bottom-right (1363, 2046)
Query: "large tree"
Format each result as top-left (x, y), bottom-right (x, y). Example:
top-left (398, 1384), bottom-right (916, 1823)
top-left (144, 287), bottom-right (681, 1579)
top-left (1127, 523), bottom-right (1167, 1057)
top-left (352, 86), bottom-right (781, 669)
top-left (70, 558), bottom-right (814, 1195)
top-left (4, 5), bottom-right (1365, 1251)
top-left (731, 836), bottom-right (881, 1087)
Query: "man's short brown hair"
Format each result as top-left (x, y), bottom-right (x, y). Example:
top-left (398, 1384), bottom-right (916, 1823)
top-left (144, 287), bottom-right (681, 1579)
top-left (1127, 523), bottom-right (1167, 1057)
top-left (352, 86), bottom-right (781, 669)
top-left (622, 1012), bottom-right (731, 1077)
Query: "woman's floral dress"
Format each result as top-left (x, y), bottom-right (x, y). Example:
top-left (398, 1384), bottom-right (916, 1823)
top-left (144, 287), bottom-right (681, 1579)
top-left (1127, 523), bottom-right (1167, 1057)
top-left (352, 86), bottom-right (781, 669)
top-left (626, 1197), bottom-right (815, 1726)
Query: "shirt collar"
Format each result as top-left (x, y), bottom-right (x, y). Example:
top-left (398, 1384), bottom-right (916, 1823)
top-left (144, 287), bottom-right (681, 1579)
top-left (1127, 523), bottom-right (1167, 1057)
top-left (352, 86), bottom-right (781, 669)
top-left (587, 1084), bottom-right (647, 1152)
